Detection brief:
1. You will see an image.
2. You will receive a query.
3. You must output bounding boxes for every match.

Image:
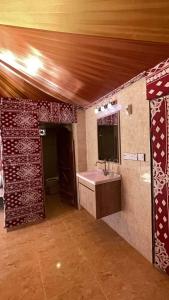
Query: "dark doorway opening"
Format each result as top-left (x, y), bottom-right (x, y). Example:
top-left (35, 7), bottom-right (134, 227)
top-left (40, 123), bottom-right (77, 218)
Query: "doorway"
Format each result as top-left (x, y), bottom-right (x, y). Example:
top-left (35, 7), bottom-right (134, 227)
top-left (40, 123), bottom-right (77, 218)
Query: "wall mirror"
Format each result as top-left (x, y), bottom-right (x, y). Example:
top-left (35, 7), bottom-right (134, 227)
top-left (97, 113), bottom-right (120, 163)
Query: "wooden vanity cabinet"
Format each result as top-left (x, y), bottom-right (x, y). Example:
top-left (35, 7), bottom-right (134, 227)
top-left (78, 177), bottom-right (121, 219)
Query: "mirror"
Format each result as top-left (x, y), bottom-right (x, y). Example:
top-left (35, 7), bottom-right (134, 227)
top-left (97, 113), bottom-right (120, 163)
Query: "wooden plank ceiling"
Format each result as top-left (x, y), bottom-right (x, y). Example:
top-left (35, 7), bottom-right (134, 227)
top-left (0, 0), bottom-right (169, 43)
top-left (0, 1), bottom-right (169, 106)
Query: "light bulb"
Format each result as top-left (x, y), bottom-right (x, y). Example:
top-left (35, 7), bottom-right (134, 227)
top-left (94, 108), bottom-right (99, 114)
top-left (101, 106), bottom-right (105, 112)
top-left (24, 55), bottom-right (43, 76)
top-left (107, 102), bottom-right (112, 109)
top-left (0, 50), bottom-right (16, 66)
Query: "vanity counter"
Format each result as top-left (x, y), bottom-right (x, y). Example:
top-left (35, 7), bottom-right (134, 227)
top-left (77, 170), bottom-right (121, 185)
top-left (77, 170), bottom-right (121, 219)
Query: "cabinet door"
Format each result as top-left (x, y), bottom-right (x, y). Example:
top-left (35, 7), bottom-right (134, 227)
top-left (79, 183), bottom-right (87, 209)
top-left (86, 189), bottom-right (96, 218)
top-left (79, 183), bottom-right (96, 217)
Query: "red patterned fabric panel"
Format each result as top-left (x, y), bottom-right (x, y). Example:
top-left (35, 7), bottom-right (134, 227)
top-left (38, 101), bottom-right (52, 122)
top-left (0, 99), bottom-right (45, 228)
top-left (38, 100), bottom-right (77, 123)
top-left (0, 97), bottom-right (77, 228)
top-left (146, 59), bottom-right (169, 100)
top-left (150, 96), bottom-right (169, 274)
top-left (57, 102), bottom-right (77, 123)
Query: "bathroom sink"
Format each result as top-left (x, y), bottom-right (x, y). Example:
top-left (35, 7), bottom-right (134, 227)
top-left (76, 170), bottom-right (121, 185)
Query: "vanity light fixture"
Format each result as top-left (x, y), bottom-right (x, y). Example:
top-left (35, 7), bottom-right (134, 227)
top-left (94, 100), bottom-right (118, 115)
top-left (95, 108), bottom-right (98, 114)
top-left (101, 105), bottom-right (105, 112)
top-left (107, 102), bottom-right (112, 109)
top-left (95, 107), bottom-right (99, 114)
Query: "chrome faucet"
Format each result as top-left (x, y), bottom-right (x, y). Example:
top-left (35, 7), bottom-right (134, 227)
top-left (95, 160), bottom-right (109, 176)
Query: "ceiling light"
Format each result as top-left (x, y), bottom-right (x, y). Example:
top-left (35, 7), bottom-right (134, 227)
top-left (24, 55), bottom-right (43, 76)
top-left (0, 50), bottom-right (16, 66)
top-left (95, 108), bottom-right (99, 114)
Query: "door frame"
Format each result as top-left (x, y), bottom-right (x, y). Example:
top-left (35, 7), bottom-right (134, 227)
top-left (39, 122), bottom-right (78, 208)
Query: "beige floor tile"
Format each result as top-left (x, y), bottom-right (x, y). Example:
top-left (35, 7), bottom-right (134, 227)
top-left (0, 258), bottom-right (45, 300)
top-left (40, 254), bottom-right (97, 299)
top-left (50, 282), bottom-right (106, 300)
top-left (0, 195), bottom-right (169, 300)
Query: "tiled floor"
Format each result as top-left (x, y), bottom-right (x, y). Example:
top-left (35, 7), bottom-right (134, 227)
top-left (0, 195), bottom-right (169, 300)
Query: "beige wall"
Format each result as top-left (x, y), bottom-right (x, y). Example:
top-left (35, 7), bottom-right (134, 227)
top-left (85, 78), bottom-right (152, 262)
top-left (73, 109), bottom-right (87, 173)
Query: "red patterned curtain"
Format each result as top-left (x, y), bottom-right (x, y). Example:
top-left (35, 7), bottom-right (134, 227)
top-left (146, 58), bottom-right (169, 100)
top-left (150, 97), bottom-right (169, 273)
top-left (38, 100), bottom-right (77, 123)
top-left (0, 98), bottom-right (77, 228)
top-left (147, 58), bottom-right (169, 274)
top-left (0, 98), bottom-right (45, 228)
top-left (0, 129), bottom-right (4, 198)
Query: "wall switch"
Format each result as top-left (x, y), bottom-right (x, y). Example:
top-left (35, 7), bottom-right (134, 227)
top-left (137, 153), bottom-right (145, 161)
top-left (123, 153), bottom-right (138, 161)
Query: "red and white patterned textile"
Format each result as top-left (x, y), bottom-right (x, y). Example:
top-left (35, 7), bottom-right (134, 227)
top-left (146, 58), bottom-right (169, 100)
top-left (150, 96), bottom-right (169, 274)
top-left (0, 98), bottom-right (45, 228)
top-left (38, 100), bottom-right (77, 123)
top-left (146, 58), bottom-right (169, 274)
top-left (0, 130), bottom-right (4, 197)
top-left (0, 98), bottom-right (77, 228)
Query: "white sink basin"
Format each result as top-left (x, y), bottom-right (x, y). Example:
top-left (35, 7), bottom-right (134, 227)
top-left (77, 170), bottom-right (121, 185)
